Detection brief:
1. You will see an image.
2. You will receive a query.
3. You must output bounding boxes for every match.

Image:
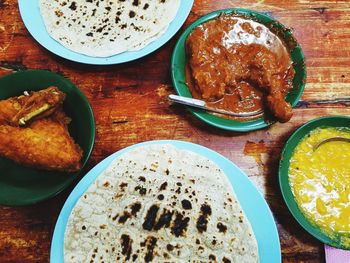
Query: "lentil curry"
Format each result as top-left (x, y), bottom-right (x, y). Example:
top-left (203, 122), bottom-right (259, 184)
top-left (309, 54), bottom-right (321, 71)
top-left (289, 127), bottom-right (350, 247)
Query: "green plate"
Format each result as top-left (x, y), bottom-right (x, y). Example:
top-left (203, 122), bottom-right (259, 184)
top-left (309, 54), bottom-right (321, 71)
top-left (279, 116), bottom-right (350, 249)
top-left (171, 8), bottom-right (306, 132)
top-left (0, 70), bottom-right (95, 206)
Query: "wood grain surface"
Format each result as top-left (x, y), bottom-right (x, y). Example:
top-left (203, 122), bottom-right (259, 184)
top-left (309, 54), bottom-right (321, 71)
top-left (1, 0), bottom-right (350, 262)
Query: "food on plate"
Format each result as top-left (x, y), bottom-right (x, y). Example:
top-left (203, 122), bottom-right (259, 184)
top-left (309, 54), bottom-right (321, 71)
top-left (0, 87), bottom-right (83, 172)
top-left (64, 144), bottom-right (258, 262)
top-left (0, 86), bottom-right (65, 126)
top-left (289, 127), bottom-right (350, 246)
top-left (39, 0), bottom-right (180, 57)
top-left (186, 14), bottom-right (295, 122)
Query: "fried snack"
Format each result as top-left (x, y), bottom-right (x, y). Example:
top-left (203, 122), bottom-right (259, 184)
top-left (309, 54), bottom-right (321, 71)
top-left (0, 87), bottom-right (83, 172)
top-left (0, 86), bottom-right (65, 126)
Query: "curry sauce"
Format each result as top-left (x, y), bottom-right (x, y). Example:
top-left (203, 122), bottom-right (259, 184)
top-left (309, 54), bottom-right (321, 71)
top-left (186, 14), bottom-right (295, 122)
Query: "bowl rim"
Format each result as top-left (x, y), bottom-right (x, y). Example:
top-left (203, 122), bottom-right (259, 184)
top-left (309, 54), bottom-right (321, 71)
top-left (279, 115), bottom-right (350, 249)
top-left (0, 69), bottom-right (96, 206)
top-left (171, 8), bottom-right (307, 132)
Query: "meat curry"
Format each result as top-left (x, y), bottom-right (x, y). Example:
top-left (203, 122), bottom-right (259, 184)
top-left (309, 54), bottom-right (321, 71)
top-left (186, 14), bottom-right (295, 122)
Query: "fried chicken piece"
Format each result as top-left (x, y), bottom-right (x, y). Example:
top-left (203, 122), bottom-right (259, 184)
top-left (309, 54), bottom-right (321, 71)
top-left (0, 86), bottom-right (65, 126)
top-left (0, 87), bottom-right (83, 172)
top-left (0, 109), bottom-right (82, 172)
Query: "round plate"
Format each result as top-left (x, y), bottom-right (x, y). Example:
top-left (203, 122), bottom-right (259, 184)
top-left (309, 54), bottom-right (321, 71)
top-left (18, 0), bottom-right (193, 65)
top-left (171, 8), bottom-right (306, 132)
top-left (51, 140), bottom-right (281, 262)
top-left (279, 116), bottom-right (350, 249)
top-left (0, 70), bottom-right (95, 206)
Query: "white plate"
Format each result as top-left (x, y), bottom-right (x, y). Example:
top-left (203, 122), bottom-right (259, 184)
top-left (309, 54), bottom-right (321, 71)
top-left (18, 0), bottom-right (193, 65)
top-left (51, 140), bottom-right (281, 262)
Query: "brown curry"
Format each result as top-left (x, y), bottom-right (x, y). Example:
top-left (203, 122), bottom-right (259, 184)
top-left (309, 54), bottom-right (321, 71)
top-left (186, 14), bottom-right (295, 122)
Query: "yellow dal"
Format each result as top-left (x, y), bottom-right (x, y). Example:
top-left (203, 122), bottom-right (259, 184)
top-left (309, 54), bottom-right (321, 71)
top-left (289, 127), bottom-right (350, 241)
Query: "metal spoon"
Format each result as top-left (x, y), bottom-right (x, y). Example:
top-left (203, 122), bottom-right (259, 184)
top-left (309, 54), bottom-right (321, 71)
top-left (168, 94), bottom-right (264, 117)
top-left (313, 137), bottom-right (350, 151)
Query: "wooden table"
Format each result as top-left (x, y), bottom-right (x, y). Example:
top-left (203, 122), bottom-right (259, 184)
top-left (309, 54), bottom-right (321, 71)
top-left (0, 0), bottom-right (349, 262)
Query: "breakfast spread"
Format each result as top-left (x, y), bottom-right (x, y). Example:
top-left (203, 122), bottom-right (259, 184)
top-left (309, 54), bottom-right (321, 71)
top-left (186, 14), bottom-right (295, 122)
top-left (289, 127), bottom-right (350, 247)
top-left (2, 1), bottom-right (348, 262)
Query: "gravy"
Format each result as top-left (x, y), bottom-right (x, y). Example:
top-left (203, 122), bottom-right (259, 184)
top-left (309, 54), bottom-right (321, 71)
top-left (186, 14), bottom-right (295, 122)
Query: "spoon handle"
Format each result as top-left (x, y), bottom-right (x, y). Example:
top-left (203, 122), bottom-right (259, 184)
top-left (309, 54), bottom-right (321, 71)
top-left (314, 137), bottom-right (350, 151)
top-left (168, 94), bottom-right (206, 108)
top-left (168, 94), bottom-right (263, 117)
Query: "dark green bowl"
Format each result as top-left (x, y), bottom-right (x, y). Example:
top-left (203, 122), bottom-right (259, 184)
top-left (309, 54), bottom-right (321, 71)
top-left (279, 116), bottom-right (350, 249)
top-left (0, 70), bottom-right (95, 206)
top-left (171, 8), bottom-right (306, 132)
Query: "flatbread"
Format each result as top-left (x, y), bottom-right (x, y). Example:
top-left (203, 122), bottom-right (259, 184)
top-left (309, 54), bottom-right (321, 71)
top-left (39, 0), bottom-right (180, 57)
top-left (64, 144), bottom-right (259, 262)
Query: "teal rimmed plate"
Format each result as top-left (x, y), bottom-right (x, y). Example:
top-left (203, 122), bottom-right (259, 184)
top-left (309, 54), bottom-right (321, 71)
top-left (18, 0), bottom-right (193, 65)
top-left (51, 140), bottom-right (281, 262)
top-left (0, 70), bottom-right (95, 206)
top-left (171, 8), bottom-right (306, 132)
top-left (279, 116), bottom-right (350, 249)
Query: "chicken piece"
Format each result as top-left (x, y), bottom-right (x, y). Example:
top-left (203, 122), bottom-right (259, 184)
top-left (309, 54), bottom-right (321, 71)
top-left (246, 47), bottom-right (294, 123)
top-left (0, 109), bottom-right (82, 172)
top-left (0, 87), bottom-right (83, 172)
top-left (266, 95), bottom-right (293, 123)
top-left (0, 86), bottom-right (65, 126)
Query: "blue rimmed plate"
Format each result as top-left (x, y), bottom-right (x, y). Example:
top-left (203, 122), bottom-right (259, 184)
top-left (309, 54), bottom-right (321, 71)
top-left (18, 0), bottom-right (193, 65)
top-left (51, 140), bottom-right (281, 262)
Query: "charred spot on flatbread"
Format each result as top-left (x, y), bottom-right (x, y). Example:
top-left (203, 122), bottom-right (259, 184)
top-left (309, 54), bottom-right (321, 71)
top-left (171, 212), bottom-right (190, 237)
top-left (181, 199), bottom-right (192, 210)
top-left (120, 234), bottom-right (133, 260)
top-left (196, 203), bottom-right (212, 233)
top-left (142, 204), bottom-right (160, 231)
top-left (217, 222), bottom-right (228, 233)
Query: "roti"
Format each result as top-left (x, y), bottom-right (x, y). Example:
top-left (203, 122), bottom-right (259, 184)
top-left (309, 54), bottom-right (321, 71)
top-left (39, 0), bottom-right (180, 57)
top-left (64, 144), bottom-right (259, 262)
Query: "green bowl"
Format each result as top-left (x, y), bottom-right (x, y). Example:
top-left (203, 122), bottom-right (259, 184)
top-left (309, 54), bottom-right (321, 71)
top-left (279, 116), bottom-right (350, 249)
top-left (0, 70), bottom-right (95, 206)
top-left (171, 8), bottom-right (306, 132)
